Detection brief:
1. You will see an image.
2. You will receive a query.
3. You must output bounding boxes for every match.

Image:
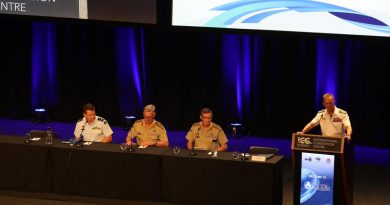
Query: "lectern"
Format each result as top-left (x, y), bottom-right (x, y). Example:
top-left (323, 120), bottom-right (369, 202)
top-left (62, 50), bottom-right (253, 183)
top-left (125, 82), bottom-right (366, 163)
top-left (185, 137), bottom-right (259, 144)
top-left (291, 133), bottom-right (353, 205)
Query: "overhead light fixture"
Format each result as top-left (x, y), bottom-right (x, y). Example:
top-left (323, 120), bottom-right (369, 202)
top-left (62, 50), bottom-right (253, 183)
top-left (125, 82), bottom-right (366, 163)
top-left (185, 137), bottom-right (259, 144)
top-left (32, 108), bottom-right (49, 123)
top-left (123, 115), bottom-right (136, 130)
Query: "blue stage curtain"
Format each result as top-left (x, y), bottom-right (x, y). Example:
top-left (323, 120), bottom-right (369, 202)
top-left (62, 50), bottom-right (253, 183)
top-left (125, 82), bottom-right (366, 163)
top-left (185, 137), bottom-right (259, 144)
top-left (1, 17), bottom-right (389, 146)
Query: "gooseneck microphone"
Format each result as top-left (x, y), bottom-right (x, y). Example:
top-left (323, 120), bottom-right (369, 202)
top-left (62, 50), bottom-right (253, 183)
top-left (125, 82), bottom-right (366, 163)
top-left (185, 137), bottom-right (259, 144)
top-left (189, 139), bottom-right (197, 156)
top-left (76, 120), bottom-right (87, 148)
top-left (189, 127), bottom-right (200, 156)
top-left (329, 113), bottom-right (344, 138)
top-left (128, 139), bottom-right (135, 152)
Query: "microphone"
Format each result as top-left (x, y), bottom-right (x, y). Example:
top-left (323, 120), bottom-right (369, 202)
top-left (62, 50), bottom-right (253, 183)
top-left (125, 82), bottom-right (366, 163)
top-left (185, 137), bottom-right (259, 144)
top-left (329, 113), bottom-right (344, 138)
top-left (76, 120), bottom-right (87, 148)
top-left (128, 140), bottom-right (135, 152)
top-left (189, 127), bottom-right (200, 156)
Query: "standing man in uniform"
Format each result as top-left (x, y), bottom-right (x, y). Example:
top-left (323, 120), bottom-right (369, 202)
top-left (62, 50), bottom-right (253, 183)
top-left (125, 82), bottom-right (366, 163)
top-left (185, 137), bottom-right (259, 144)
top-left (126, 104), bottom-right (169, 147)
top-left (299, 93), bottom-right (354, 205)
top-left (299, 93), bottom-right (352, 141)
top-left (74, 103), bottom-right (113, 143)
top-left (186, 108), bottom-right (228, 151)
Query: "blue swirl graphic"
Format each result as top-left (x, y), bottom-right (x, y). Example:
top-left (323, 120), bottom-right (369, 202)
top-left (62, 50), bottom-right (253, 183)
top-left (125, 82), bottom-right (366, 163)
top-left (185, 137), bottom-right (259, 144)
top-left (205, 0), bottom-right (390, 34)
top-left (300, 168), bottom-right (319, 203)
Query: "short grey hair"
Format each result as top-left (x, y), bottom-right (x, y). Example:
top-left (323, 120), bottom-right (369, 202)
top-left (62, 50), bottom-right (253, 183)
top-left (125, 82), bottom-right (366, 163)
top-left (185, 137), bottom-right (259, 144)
top-left (200, 107), bottom-right (213, 116)
top-left (144, 104), bottom-right (156, 112)
top-left (323, 93), bottom-right (335, 102)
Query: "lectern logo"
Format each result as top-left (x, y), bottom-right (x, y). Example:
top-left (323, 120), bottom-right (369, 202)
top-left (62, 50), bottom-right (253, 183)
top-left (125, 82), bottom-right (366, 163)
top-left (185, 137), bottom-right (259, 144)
top-left (298, 137), bottom-right (312, 145)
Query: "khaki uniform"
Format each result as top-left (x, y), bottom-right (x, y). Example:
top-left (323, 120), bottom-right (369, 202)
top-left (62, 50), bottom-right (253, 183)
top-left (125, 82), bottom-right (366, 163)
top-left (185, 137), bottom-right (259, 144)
top-left (310, 107), bottom-right (352, 137)
top-left (185, 122), bottom-right (228, 150)
top-left (74, 116), bottom-right (113, 142)
top-left (126, 119), bottom-right (168, 145)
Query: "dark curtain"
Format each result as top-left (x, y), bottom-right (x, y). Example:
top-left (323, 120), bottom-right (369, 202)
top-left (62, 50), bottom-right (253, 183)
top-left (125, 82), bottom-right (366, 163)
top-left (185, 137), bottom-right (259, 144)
top-left (0, 17), bottom-right (389, 147)
top-left (0, 18), bottom-right (32, 118)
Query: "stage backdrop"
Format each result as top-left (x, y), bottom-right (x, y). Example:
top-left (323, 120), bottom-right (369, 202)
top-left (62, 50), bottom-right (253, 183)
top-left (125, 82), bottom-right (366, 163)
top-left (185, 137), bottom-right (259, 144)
top-left (0, 17), bottom-right (389, 147)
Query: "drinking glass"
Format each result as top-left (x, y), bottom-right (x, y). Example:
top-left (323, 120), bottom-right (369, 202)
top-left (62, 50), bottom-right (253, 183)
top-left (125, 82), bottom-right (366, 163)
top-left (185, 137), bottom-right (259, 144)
top-left (69, 138), bottom-right (76, 147)
top-left (173, 146), bottom-right (181, 155)
top-left (120, 142), bottom-right (128, 151)
top-left (232, 151), bottom-right (239, 160)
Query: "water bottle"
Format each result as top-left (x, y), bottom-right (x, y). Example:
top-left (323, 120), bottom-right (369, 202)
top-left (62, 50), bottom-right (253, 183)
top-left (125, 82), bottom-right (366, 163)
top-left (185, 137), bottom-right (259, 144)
top-left (46, 127), bottom-right (53, 145)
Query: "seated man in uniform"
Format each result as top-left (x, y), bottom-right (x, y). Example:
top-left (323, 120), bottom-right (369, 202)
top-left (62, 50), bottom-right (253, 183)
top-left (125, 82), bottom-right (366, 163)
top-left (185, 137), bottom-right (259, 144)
top-left (186, 108), bottom-right (228, 151)
top-left (126, 104), bottom-right (169, 147)
top-left (74, 103), bottom-right (113, 143)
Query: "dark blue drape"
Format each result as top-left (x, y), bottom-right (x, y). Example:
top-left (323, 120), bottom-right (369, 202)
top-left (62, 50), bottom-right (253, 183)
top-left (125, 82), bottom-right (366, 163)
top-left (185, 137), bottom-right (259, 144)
top-left (1, 18), bottom-right (389, 147)
top-left (31, 22), bottom-right (58, 108)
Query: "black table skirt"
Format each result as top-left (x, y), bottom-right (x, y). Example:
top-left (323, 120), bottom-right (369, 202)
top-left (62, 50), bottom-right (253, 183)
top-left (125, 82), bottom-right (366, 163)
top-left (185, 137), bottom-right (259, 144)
top-left (161, 149), bottom-right (283, 205)
top-left (0, 135), bottom-right (51, 192)
top-left (0, 135), bottom-right (283, 204)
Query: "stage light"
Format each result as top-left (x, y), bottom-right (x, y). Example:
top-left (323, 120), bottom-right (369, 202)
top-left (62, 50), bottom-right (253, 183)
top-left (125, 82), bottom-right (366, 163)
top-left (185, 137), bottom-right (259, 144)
top-left (32, 108), bottom-right (49, 123)
top-left (123, 115), bottom-right (136, 130)
top-left (228, 123), bottom-right (244, 138)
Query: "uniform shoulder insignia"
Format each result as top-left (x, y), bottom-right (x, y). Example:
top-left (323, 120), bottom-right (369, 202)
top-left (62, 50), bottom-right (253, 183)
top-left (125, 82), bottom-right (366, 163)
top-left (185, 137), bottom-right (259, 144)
top-left (77, 118), bottom-right (83, 122)
top-left (129, 120), bottom-right (141, 129)
top-left (191, 122), bottom-right (201, 127)
top-left (155, 121), bottom-right (165, 130)
top-left (212, 123), bottom-right (222, 130)
top-left (338, 109), bottom-right (347, 114)
top-left (97, 117), bottom-right (108, 124)
top-left (318, 109), bottom-right (325, 113)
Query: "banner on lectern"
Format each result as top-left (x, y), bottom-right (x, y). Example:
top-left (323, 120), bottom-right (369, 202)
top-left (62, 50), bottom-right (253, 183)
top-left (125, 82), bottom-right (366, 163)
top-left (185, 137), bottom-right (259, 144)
top-left (300, 152), bottom-right (335, 205)
top-left (292, 133), bottom-right (344, 154)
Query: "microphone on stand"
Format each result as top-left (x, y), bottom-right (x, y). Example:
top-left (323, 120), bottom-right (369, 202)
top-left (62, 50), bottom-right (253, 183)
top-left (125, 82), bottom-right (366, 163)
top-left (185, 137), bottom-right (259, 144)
top-left (189, 127), bottom-right (200, 156)
top-left (189, 139), bottom-right (197, 156)
top-left (329, 113), bottom-right (345, 138)
top-left (76, 120), bottom-right (87, 148)
top-left (128, 140), bottom-right (135, 152)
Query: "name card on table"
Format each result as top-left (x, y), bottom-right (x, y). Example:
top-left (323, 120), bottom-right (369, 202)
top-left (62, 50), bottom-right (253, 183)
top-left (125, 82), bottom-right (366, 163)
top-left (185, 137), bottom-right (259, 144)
top-left (251, 154), bottom-right (274, 162)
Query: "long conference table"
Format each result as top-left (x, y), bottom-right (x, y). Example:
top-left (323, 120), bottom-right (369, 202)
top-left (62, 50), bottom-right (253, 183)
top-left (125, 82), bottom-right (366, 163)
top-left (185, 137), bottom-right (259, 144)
top-left (0, 134), bottom-right (284, 205)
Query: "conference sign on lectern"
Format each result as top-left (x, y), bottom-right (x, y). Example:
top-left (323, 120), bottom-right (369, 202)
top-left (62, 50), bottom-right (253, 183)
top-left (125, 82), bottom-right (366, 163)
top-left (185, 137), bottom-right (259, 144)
top-left (292, 133), bottom-right (344, 154)
top-left (292, 133), bottom-right (345, 205)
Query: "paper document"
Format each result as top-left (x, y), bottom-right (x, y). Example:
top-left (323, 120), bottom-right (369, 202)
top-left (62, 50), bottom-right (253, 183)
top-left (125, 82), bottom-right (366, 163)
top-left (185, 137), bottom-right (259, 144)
top-left (251, 154), bottom-right (274, 162)
top-left (83, 141), bottom-right (93, 145)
